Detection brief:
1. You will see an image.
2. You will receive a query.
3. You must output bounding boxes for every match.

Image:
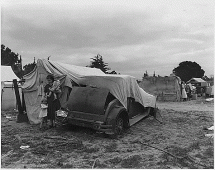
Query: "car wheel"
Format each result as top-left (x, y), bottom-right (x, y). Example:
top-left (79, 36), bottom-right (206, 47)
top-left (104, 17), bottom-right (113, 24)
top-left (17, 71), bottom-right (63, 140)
top-left (113, 115), bottom-right (124, 136)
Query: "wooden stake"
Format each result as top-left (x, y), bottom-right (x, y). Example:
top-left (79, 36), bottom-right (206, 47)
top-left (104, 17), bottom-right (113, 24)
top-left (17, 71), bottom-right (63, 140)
top-left (13, 79), bottom-right (23, 114)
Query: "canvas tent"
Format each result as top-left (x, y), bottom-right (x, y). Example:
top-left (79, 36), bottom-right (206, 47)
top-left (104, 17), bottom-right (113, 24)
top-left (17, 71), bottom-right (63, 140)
top-left (187, 78), bottom-right (208, 94)
top-left (22, 59), bottom-right (156, 124)
top-left (139, 76), bottom-right (182, 101)
top-left (1, 66), bottom-right (21, 110)
top-left (206, 85), bottom-right (214, 96)
top-left (22, 59), bottom-right (105, 124)
top-left (187, 78), bottom-right (208, 87)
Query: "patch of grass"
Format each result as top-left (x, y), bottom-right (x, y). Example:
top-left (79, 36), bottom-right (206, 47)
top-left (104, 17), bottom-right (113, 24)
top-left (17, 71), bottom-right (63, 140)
top-left (126, 148), bottom-right (133, 152)
top-left (93, 160), bottom-right (108, 169)
top-left (40, 158), bottom-right (51, 164)
top-left (65, 140), bottom-right (83, 150)
top-left (195, 153), bottom-right (204, 159)
top-left (148, 154), bottom-right (154, 161)
top-left (166, 145), bottom-right (188, 157)
top-left (197, 116), bottom-right (210, 122)
top-left (32, 145), bottom-right (49, 155)
top-left (121, 155), bottom-right (142, 168)
top-left (104, 142), bottom-right (117, 152)
top-left (187, 141), bottom-right (200, 151)
top-left (196, 130), bottom-right (207, 139)
top-left (170, 117), bottom-right (188, 124)
top-left (83, 154), bottom-right (90, 159)
top-left (176, 134), bottom-right (186, 138)
top-left (203, 147), bottom-right (214, 157)
top-left (8, 152), bottom-right (24, 162)
top-left (108, 157), bottom-right (122, 165)
top-left (62, 163), bottom-right (74, 168)
top-left (1, 145), bottom-right (12, 154)
top-left (159, 152), bottom-right (195, 169)
top-left (152, 133), bottom-right (168, 144)
top-left (159, 145), bottom-right (206, 169)
top-left (201, 138), bottom-right (214, 146)
top-left (82, 146), bottom-right (99, 153)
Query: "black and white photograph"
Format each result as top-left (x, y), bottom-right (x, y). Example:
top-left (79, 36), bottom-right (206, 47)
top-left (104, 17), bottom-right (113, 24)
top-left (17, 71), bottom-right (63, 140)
top-left (1, 0), bottom-right (214, 168)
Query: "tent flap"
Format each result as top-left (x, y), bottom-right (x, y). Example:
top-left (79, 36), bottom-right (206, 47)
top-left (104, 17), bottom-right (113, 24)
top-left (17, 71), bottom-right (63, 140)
top-left (1, 66), bottom-right (19, 82)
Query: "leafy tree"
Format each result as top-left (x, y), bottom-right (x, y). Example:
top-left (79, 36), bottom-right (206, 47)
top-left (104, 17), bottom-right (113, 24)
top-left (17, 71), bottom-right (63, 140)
top-left (87, 54), bottom-right (110, 73)
top-left (1, 44), bottom-right (23, 78)
top-left (1, 44), bottom-right (37, 78)
top-left (12, 62), bottom-right (23, 79)
top-left (1, 44), bottom-right (21, 66)
top-left (23, 62), bottom-right (36, 76)
top-left (143, 70), bottom-right (148, 78)
top-left (173, 61), bottom-right (205, 82)
top-left (106, 70), bottom-right (118, 74)
top-left (202, 75), bottom-right (209, 81)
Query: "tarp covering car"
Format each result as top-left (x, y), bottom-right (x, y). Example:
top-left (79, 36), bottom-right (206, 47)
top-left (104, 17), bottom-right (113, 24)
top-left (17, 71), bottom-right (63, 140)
top-left (22, 59), bottom-right (156, 124)
top-left (78, 75), bottom-right (156, 109)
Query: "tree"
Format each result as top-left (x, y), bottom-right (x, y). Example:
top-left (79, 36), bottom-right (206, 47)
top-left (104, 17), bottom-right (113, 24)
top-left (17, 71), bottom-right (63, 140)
top-left (87, 54), bottom-right (110, 73)
top-left (23, 62), bottom-right (36, 76)
top-left (1, 44), bottom-right (23, 78)
top-left (173, 61), bottom-right (205, 82)
top-left (202, 75), bottom-right (209, 81)
top-left (143, 70), bottom-right (148, 78)
top-left (1, 44), bottom-right (21, 66)
top-left (106, 70), bottom-right (118, 74)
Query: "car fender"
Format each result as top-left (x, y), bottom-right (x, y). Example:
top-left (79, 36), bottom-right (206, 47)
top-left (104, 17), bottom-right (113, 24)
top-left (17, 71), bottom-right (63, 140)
top-left (104, 99), bottom-right (129, 127)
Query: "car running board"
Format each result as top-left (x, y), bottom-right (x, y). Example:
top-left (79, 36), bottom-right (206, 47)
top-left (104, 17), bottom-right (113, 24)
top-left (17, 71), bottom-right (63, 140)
top-left (129, 108), bottom-right (150, 126)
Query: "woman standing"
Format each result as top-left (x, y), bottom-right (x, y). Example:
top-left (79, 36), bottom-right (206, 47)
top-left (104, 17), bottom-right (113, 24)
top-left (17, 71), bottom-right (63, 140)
top-left (44, 75), bottom-right (61, 127)
top-left (181, 81), bottom-right (187, 101)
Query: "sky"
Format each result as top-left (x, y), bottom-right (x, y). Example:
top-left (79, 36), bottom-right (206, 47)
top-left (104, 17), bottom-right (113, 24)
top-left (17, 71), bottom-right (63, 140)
top-left (1, 0), bottom-right (214, 79)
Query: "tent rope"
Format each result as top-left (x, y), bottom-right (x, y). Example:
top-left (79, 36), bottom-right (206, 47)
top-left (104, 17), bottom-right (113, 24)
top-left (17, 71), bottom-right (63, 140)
top-left (135, 140), bottom-right (208, 168)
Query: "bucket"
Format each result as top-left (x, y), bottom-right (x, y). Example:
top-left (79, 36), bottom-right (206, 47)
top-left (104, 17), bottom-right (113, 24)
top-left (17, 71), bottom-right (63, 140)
top-left (192, 94), bottom-right (197, 100)
top-left (202, 93), bottom-right (206, 97)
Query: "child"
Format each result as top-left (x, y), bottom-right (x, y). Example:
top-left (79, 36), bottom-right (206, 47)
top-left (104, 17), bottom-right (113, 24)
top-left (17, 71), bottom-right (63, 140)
top-left (47, 79), bottom-right (61, 100)
top-left (39, 97), bottom-right (48, 129)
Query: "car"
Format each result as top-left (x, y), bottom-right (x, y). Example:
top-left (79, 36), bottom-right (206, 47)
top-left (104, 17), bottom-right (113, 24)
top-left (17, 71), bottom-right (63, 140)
top-left (60, 75), bottom-right (161, 136)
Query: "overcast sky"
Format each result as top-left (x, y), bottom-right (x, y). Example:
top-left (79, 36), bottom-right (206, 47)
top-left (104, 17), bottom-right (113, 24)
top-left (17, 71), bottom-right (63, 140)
top-left (1, 0), bottom-right (214, 79)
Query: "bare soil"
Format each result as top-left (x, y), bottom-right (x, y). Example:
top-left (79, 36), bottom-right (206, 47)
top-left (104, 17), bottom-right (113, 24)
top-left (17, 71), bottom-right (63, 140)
top-left (1, 98), bottom-right (214, 169)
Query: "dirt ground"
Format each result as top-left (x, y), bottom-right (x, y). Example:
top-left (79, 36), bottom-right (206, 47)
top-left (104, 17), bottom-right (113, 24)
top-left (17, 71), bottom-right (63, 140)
top-left (1, 98), bottom-right (214, 169)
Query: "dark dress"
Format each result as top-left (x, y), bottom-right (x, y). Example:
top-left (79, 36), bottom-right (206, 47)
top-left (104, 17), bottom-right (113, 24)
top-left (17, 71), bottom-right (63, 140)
top-left (44, 84), bottom-right (61, 120)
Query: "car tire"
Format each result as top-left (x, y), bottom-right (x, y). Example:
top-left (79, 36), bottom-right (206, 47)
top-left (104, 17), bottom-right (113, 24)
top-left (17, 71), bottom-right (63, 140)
top-left (114, 115), bottom-right (124, 135)
top-left (105, 99), bottom-right (128, 138)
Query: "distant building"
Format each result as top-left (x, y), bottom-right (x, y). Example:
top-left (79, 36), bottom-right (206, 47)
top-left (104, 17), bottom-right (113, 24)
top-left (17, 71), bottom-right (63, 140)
top-left (139, 75), bottom-right (181, 101)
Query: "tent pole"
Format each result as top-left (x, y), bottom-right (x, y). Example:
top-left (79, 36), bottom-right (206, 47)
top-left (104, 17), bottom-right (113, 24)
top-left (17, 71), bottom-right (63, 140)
top-left (22, 91), bottom-right (26, 112)
top-left (13, 79), bottom-right (28, 123)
